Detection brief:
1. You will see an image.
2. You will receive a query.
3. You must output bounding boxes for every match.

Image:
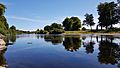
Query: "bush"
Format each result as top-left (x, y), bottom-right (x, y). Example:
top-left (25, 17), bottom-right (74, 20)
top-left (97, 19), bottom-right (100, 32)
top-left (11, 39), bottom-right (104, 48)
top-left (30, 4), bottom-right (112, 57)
top-left (36, 29), bottom-right (48, 34)
top-left (82, 27), bottom-right (86, 31)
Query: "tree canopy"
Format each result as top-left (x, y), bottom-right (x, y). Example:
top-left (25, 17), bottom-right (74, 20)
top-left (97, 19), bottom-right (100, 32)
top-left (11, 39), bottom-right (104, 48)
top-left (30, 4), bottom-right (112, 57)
top-left (97, 2), bottom-right (119, 29)
top-left (62, 17), bottom-right (81, 31)
top-left (83, 13), bottom-right (95, 31)
top-left (0, 3), bottom-right (6, 16)
top-left (0, 3), bottom-right (9, 35)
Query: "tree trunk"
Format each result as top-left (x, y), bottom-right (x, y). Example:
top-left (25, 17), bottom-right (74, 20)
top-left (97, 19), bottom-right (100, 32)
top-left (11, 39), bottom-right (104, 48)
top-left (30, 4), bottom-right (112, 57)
top-left (90, 26), bottom-right (92, 31)
top-left (101, 26), bottom-right (102, 30)
top-left (96, 25), bottom-right (98, 31)
top-left (106, 26), bottom-right (108, 30)
top-left (110, 24), bottom-right (113, 29)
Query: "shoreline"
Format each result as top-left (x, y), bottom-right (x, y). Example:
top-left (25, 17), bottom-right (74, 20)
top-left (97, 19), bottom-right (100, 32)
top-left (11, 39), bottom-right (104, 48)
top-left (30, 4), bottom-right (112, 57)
top-left (62, 31), bottom-right (120, 36)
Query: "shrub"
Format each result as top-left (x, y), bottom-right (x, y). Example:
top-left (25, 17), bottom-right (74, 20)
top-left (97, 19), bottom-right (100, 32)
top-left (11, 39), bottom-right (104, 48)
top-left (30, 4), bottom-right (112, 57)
top-left (82, 27), bottom-right (86, 31)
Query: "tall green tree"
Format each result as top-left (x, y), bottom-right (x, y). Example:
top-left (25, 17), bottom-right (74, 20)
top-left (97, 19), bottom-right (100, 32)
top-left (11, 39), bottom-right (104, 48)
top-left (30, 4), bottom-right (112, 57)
top-left (62, 17), bottom-right (72, 31)
top-left (70, 17), bottom-right (81, 31)
top-left (97, 2), bottom-right (118, 30)
top-left (62, 17), bottom-right (81, 31)
top-left (83, 13), bottom-right (95, 31)
top-left (0, 3), bottom-right (9, 35)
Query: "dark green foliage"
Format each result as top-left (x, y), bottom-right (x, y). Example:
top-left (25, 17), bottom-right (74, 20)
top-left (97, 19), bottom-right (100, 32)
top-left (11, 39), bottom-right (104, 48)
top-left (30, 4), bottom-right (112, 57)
top-left (43, 23), bottom-right (64, 34)
top-left (44, 25), bottom-right (51, 32)
top-left (0, 3), bottom-right (9, 35)
top-left (10, 25), bottom-right (16, 30)
top-left (83, 13), bottom-right (95, 31)
top-left (82, 27), bottom-right (86, 30)
top-left (51, 23), bottom-right (63, 29)
top-left (9, 25), bottom-right (16, 35)
top-left (44, 35), bottom-right (63, 45)
top-left (98, 36), bottom-right (119, 65)
top-left (0, 3), bottom-right (6, 16)
top-left (36, 29), bottom-right (48, 34)
top-left (0, 16), bottom-right (9, 29)
top-left (97, 2), bottom-right (118, 30)
top-left (62, 17), bottom-right (81, 31)
top-left (63, 36), bottom-right (81, 52)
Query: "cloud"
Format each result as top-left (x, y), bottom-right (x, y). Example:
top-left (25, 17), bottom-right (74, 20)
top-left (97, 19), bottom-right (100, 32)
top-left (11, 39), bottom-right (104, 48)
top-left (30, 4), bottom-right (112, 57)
top-left (6, 15), bottom-right (52, 23)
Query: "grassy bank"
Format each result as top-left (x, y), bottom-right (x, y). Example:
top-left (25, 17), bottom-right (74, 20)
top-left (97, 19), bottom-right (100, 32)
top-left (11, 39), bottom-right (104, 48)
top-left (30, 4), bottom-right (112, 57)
top-left (63, 31), bottom-right (120, 35)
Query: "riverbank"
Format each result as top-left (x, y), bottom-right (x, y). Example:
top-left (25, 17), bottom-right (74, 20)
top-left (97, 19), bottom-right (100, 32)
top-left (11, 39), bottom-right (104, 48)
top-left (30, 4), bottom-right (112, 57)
top-left (0, 34), bottom-right (5, 39)
top-left (63, 31), bottom-right (120, 35)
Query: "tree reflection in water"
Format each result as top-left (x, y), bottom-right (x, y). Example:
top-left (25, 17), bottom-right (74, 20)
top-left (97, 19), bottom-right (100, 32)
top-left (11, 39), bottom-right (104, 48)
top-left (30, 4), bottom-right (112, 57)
top-left (63, 36), bottom-right (81, 52)
top-left (44, 35), bottom-right (63, 45)
top-left (2, 34), bottom-right (120, 68)
top-left (10, 35), bottom-right (16, 43)
top-left (83, 36), bottom-right (95, 54)
top-left (0, 35), bottom-right (16, 68)
top-left (3, 35), bottom-right (16, 46)
top-left (98, 35), bottom-right (120, 67)
top-left (0, 48), bottom-right (7, 68)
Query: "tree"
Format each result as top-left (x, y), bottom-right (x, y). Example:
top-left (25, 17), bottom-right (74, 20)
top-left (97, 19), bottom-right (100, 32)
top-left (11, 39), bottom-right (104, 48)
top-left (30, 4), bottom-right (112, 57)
top-left (97, 2), bottom-right (118, 30)
top-left (0, 3), bottom-right (6, 16)
top-left (35, 29), bottom-right (47, 34)
top-left (44, 23), bottom-right (64, 34)
top-left (0, 3), bottom-right (9, 35)
top-left (51, 23), bottom-right (63, 29)
top-left (44, 25), bottom-right (51, 32)
top-left (70, 17), bottom-right (81, 31)
top-left (82, 27), bottom-right (86, 30)
top-left (10, 25), bottom-right (16, 30)
top-left (62, 17), bottom-right (81, 31)
top-left (10, 25), bottom-right (16, 35)
top-left (83, 13), bottom-right (95, 31)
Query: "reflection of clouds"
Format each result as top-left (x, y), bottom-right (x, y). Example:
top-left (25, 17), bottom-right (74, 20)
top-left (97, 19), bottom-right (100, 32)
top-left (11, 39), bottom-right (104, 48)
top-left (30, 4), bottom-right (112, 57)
top-left (8, 46), bottom-right (38, 53)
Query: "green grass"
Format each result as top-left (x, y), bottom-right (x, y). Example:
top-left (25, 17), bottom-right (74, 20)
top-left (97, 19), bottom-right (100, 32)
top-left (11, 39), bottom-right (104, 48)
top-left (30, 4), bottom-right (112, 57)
top-left (63, 30), bottom-right (120, 35)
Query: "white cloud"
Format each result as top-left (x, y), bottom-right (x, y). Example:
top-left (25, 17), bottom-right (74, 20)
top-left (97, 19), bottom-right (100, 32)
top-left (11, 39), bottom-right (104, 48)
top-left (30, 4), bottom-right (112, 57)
top-left (6, 15), bottom-right (52, 23)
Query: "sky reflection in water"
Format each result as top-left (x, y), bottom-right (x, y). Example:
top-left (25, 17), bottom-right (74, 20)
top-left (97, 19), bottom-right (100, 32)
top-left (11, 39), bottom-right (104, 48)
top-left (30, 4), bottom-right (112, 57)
top-left (0, 34), bottom-right (120, 68)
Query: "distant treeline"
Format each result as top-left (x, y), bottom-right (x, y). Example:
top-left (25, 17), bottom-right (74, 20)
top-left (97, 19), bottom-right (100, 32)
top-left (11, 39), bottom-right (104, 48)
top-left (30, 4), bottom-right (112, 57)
top-left (16, 30), bottom-right (35, 34)
top-left (0, 3), bottom-right (17, 35)
top-left (36, 1), bottom-right (120, 34)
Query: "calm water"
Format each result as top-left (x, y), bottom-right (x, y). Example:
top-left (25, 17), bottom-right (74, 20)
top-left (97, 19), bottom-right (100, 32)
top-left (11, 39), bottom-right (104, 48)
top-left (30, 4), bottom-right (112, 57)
top-left (1, 34), bottom-right (120, 68)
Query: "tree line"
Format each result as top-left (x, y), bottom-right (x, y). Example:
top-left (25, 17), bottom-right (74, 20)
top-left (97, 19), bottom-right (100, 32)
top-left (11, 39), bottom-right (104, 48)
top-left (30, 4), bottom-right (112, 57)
top-left (36, 1), bottom-right (120, 34)
top-left (0, 3), bottom-right (17, 35)
top-left (0, 3), bottom-right (35, 35)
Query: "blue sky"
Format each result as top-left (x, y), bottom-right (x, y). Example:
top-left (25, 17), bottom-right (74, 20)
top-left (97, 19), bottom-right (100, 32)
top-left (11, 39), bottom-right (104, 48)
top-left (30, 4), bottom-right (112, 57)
top-left (0, 0), bottom-right (117, 31)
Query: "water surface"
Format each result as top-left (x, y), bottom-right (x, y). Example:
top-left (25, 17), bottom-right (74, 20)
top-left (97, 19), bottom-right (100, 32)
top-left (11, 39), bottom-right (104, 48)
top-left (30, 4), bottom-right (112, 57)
top-left (1, 34), bottom-right (120, 68)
